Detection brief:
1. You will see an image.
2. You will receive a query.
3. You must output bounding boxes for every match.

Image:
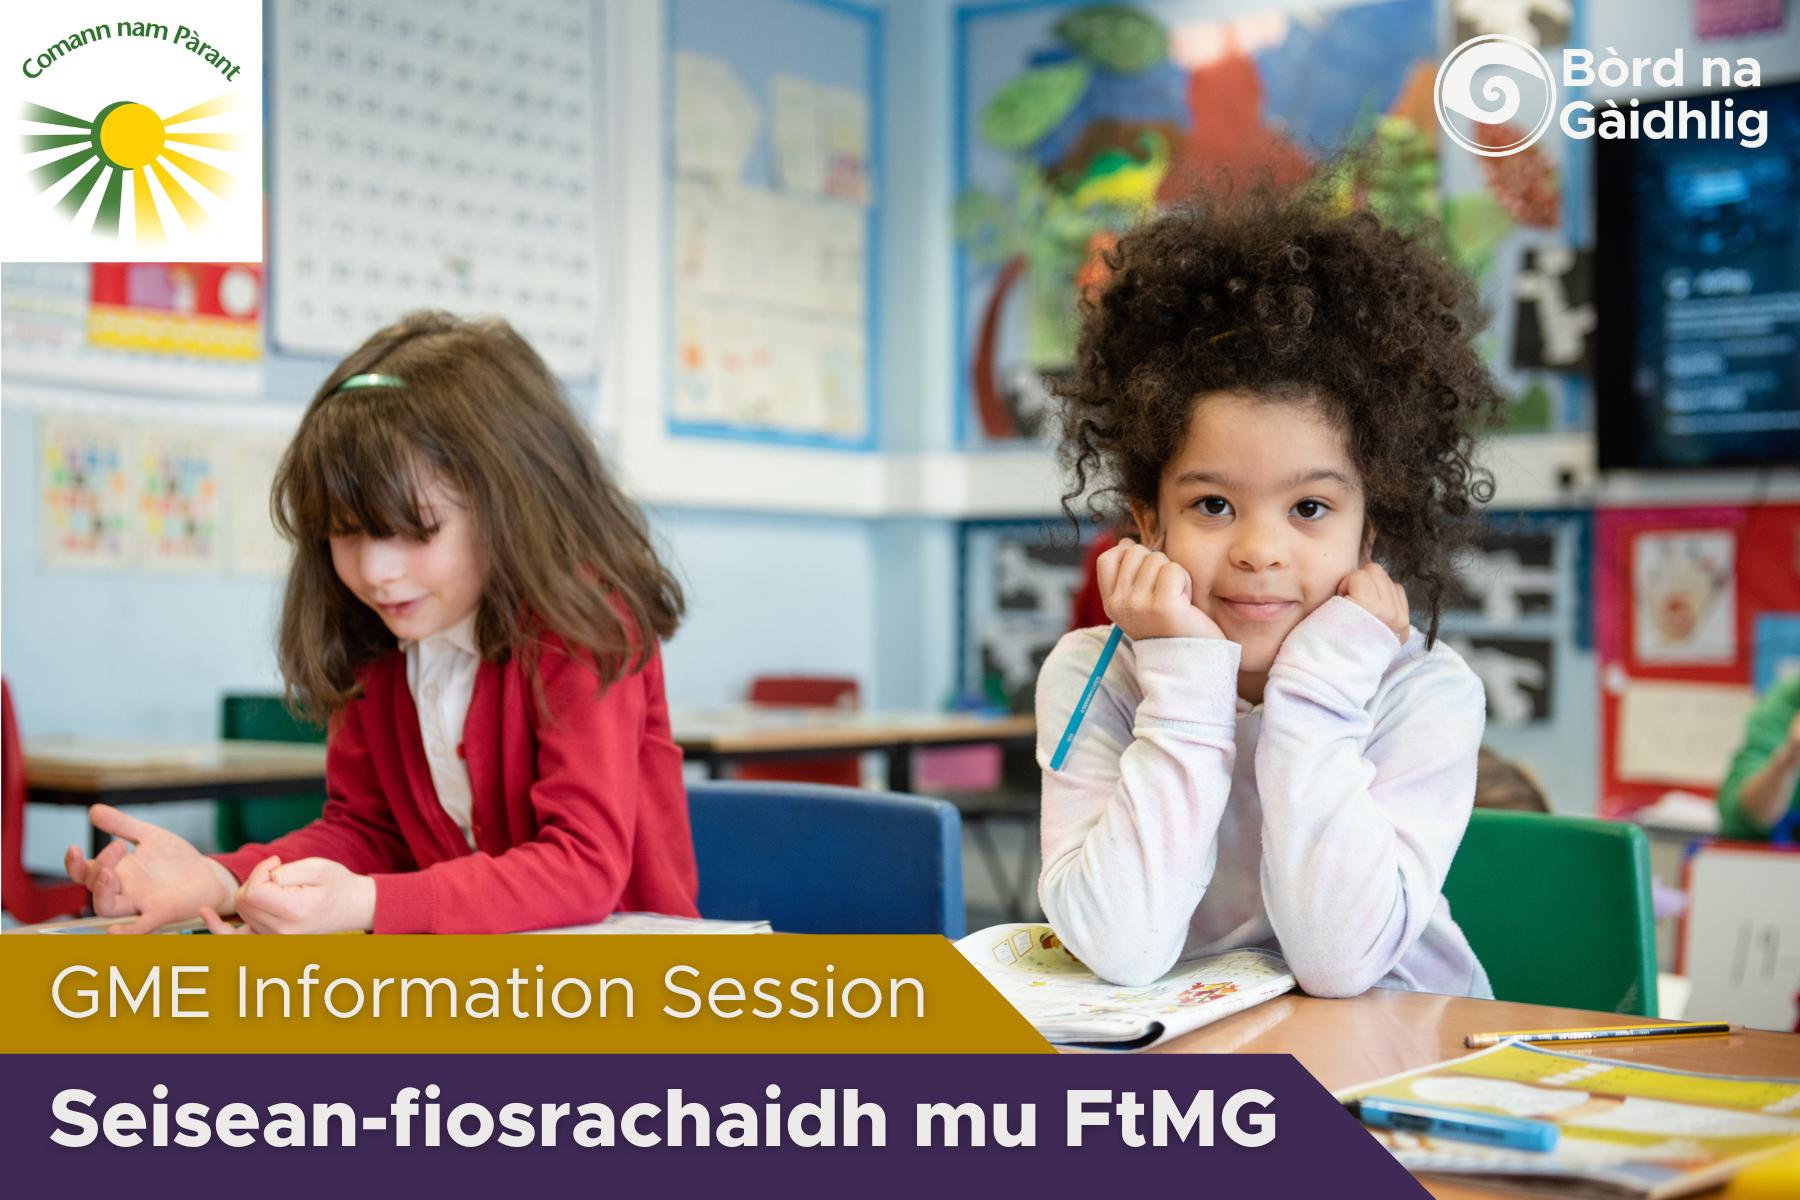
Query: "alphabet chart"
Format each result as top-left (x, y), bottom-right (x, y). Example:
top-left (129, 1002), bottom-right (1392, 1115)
top-left (268, 0), bottom-right (605, 375)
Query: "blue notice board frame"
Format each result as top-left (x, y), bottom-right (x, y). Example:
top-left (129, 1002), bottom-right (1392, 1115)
top-left (664, 0), bottom-right (882, 451)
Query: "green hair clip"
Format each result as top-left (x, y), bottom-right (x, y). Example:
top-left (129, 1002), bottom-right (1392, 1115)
top-left (333, 373), bottom-right (406, 392)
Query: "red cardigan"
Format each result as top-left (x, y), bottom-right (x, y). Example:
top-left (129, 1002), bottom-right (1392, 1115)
top-left (214, 637), bottom-right (699, 933)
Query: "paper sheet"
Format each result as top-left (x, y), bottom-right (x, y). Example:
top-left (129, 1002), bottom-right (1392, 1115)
top-left (819, 85), bottom-right (871, 205)
top-left (136, 426), bottom-right (221, 573)
top-left (674, 51), bottom-right (760, 182)
top-left (39, 416), bottom-right (133, 570)
top-left (770, 74), bottom-right (827, 196)
top-left (1616, 679), bottom-right (1757, 787)
top-left (223, 430), bottom-right (292, 577)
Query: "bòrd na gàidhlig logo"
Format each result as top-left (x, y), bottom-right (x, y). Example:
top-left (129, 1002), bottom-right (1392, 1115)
top-left (4, 2), bottom-right (262, 262)
top-left (1435, 36), bottom-right (1768, 157)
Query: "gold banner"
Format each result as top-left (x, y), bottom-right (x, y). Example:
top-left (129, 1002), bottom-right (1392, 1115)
top-left (0, 935), bottom-right (1051, 1055)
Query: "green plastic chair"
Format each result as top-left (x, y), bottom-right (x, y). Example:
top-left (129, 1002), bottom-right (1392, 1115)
top-left (214, 694), bottom-right (327, 852)
top-left (1442, 809), bottom-right (1658, 1017)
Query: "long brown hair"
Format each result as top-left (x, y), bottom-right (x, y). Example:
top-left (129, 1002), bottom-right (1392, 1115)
top-left (272, 310), bottom-right (684, 720)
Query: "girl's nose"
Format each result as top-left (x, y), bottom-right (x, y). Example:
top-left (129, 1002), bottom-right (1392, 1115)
top-left (359, 537), bottom-right (408, 584)
top-left (1230, 516), bottom-right (1287, 571)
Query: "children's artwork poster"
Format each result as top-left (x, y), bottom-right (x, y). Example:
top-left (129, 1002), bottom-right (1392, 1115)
top-left (268, 0), bottom-right (603, 375)
top-left (1509, 245), bottom-right (1594, 374)
top-left (1631, 528), bottom-right (1737, 666)
top-left (668, 0), bottom-right (877, 448)
top-left (1437, 0), bottom-right (1589, 433)
top-left (38, 417), bottom-right (132, 570)
top-left (959, 521), bottom-right (1085, 713)
top-left (1595, 505), bottom-right (1800, 818)
top-left (1443, 527), bottom-right (1558, 624)
top-left (136, 428), bottom-right (222, 573)
top-left (1443, 634), bottom-right (1554, 726)
top-left (88, 264), bottom-right (263, 361)
top-left (1450, 0), bottom-right (1572, 45)
top-left (1438, 510), bottom-right (1596, 811)
top-left (954, 0), bottom-right (1592, 445)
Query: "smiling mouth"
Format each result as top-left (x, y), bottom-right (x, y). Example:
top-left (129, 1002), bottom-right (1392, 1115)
top-left (1218, 597), bottom-right (1297, 623)
top-left (376, 598), bottom-right (424, 618)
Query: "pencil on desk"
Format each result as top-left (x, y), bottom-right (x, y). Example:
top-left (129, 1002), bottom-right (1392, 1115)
top-left (1464, 1021), bottom-right (1734, 1049)
top-left (1048, 624), bottom-right (1123, 772)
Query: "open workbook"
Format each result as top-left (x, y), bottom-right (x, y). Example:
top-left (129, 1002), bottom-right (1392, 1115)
top-left (1338, 1041), bottom-right (1800, 1198)
top-left (953, 923), bottom-right (1296, 1050)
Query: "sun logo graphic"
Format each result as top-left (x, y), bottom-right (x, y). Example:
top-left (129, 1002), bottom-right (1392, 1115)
top-left (23, 93), bottom-right (244, 245)
top-left (3, 3), bottom-right (262, 262)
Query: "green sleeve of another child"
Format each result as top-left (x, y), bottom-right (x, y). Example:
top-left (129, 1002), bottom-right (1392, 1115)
top-left (1716, 675), bottom-right (1800, 839)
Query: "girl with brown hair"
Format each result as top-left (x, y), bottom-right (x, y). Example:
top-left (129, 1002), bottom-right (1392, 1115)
top-left (64, 312), bottom-right (698, 933)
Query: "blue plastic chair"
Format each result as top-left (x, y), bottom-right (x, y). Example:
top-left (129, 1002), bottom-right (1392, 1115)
top-left (685, 780), bottom-right (965, 937)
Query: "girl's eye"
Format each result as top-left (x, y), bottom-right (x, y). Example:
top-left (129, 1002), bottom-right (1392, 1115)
top-left (1195, 496), bottom-right (1233, 516)
top-left (1293, 499), bottom-right (1330, 520)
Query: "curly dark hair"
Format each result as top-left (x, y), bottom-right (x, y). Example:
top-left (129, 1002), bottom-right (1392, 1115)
top-left (1056, 182), bottom-right (1506, 645)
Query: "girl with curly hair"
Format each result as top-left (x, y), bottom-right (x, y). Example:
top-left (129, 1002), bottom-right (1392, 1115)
top-left (1038, 184), bottom-right (1505, 995)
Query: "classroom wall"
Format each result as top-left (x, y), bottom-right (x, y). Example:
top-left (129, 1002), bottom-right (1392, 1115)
top-left (8, 0), bottom-right (1800, 874)
top-left (1, 0), bottom-right (947, 870)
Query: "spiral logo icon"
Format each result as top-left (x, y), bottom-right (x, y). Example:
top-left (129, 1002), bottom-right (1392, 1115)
top-left (1435, 34), bottom-right (1558, 157)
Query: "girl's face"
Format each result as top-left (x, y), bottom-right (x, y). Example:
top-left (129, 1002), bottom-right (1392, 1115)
top-left (329, 470), bottom-right (488, 643)
top-left (1134, 393), bottom-right (1368, 690)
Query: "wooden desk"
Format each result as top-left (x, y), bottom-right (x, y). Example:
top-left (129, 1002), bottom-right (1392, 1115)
top-left (25, 739), bottom-right (329, 856)
top-left (673, 708), bottom-right (1036, 793)
top-left (1153, 987), bottom-right (1800, 1199)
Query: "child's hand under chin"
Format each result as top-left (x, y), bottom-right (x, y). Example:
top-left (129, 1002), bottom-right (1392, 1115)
top-left (200, 856), bottom-right (376, 935)
top-left (1096, 537), bottom-right (1226, 642)
top-left (1335, 562), bottom-right (1411, 646)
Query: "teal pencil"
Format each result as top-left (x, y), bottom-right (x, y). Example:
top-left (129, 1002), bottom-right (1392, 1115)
top-left (1048, 625), bottom-right (1123, 771)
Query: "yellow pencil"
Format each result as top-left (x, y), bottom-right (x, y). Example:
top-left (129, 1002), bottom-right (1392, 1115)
top-left (1465, 1021), bottom-right (1734, 1049)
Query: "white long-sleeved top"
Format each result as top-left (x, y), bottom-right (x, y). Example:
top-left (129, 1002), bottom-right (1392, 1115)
top-left (1036, 594), bottom-right (1493, 998)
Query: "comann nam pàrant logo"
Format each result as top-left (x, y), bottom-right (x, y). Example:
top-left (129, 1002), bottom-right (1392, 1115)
top-left (22, 90), bottom-right (243, 246)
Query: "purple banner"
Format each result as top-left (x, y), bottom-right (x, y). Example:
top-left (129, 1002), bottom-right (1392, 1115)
top-left (2, 1053), bottom-right (1427, 1195)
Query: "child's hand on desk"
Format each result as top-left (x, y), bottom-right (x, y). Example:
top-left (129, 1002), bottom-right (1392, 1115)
top-left (1097, 537), bottom-right (1225, 642)
top-left (201, 856), bottom-right (375, 934)
top-left (63, 804), bottom-right (236, 933)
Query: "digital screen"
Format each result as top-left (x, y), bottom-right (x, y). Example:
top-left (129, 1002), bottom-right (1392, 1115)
top-left (1597, 80), bottom-right (1800, 469)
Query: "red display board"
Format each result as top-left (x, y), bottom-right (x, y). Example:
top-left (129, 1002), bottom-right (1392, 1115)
top-left (1595, 505), bottom-right (1800, 818)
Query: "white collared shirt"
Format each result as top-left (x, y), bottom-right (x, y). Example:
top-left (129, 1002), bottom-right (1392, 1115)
top-left (403, 611), bottom-right (481, 849)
